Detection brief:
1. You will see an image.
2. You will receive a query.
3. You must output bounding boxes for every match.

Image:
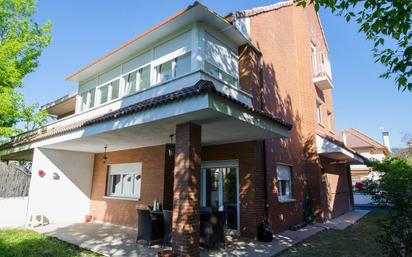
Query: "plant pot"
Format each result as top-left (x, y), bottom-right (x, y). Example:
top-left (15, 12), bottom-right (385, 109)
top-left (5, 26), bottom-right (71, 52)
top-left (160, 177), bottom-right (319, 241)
top-left (85, 215), bottom-right (93, 222)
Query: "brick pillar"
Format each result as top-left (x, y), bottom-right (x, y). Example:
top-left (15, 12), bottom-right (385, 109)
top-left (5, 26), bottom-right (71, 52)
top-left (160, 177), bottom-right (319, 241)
top-left (172, 123), bottom-right (201, 257)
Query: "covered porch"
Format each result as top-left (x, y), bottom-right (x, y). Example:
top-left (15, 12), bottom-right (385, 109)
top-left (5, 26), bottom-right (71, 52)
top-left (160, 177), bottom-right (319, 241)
top-left (1, 82), bottom-right (292, 256)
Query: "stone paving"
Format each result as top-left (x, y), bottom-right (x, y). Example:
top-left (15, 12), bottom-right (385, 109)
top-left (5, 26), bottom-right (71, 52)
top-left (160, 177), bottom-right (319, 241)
top-left (31, 209), bottom-right (370, 257)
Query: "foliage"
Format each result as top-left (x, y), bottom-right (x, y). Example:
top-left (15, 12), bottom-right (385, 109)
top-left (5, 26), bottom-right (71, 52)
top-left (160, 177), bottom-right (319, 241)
top-left (296, 0), bottom-right (412, 91)
top-left (364, 158), bottom-right (412, 257)
top-left (0, 0), bottom-right (52, 142)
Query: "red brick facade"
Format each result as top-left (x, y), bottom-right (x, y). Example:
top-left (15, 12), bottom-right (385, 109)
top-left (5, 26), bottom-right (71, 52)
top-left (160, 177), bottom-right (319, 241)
top-left (88, 4), bottom-right (354, 244)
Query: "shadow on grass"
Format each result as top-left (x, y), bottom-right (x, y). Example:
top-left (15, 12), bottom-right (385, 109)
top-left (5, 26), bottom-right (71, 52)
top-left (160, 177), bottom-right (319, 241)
top-left (277, 211), bottom-right (388, 257)
top-left (0, 229), bottom-right (101, 257)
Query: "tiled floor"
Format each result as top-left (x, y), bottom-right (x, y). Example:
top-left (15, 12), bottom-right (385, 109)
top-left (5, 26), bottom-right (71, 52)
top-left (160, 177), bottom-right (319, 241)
top-left (31, 209), bottom-right (369, 257)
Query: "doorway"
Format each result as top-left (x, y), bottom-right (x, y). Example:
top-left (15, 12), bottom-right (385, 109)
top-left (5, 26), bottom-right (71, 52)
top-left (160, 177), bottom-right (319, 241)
top-left (200, 161), bottom-right (240, 232)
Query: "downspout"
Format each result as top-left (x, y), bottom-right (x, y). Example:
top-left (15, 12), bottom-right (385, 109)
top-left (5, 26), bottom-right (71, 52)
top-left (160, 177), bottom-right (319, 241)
top-left (257, 50), bottom-right (270, 222)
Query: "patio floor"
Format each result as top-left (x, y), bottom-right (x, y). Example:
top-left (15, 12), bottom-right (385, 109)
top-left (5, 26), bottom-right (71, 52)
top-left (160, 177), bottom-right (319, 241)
top-left (31, 209), bottom-right (369, 257)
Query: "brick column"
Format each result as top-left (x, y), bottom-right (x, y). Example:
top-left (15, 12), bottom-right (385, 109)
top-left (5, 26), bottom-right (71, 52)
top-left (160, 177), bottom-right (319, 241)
top-left (172, 123), bottom-right (201, 257)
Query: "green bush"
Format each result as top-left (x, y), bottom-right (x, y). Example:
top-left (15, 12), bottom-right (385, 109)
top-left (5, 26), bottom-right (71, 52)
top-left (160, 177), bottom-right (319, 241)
top-left (366, 158), bottom-right (412, 257)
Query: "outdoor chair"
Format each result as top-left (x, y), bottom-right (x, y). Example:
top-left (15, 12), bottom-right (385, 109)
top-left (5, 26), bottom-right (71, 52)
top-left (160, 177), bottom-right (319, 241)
top-left (200, 210), bottom-right (225, 249)
top-left (136, 208), bottom-right (164, 245)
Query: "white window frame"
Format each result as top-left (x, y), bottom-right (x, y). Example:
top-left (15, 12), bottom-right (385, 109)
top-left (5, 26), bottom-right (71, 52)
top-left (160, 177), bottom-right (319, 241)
top-left (79, 88), bottom-right (96, 112)
top-left (311, 43), bottom-right (318, 76)
top-left (106, 162), bottom-right (142, 199)
top-left (276, 164), bottom-right (293, 202)
top-left (96, 78), bottom-right (121, 105)
top-left (122, 64), bottom-right (151, 95)
top-left (204, 61), bottom-right (239, 88)
top-left (153, 52), bottom-right (191, 85)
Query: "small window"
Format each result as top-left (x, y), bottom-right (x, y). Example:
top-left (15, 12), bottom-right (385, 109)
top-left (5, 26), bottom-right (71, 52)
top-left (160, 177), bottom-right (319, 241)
top-left (175, 53), bottom-right (191, 77)
top-left (155, 52), bottom-right (191, 84)
top-left (277, 164), bottom-right (293, 201)
top-left (204, 61), bottom-right (238, 87)
top-left (316, 101), bottom-right (323, 124)
top-left (111, 80), bottom-right (120, 100)
top-left (139, 66), bottom-right (150, 90)
top-left (99, 84), bottom-right (109, 104)
top-left (80, 92), bottom-right (88, 111)
top-left (124, 71), bottom-right (137, 95)
top-left (107, 163), bottom-right (142, 199)
top-left (156, 59), bottom-right (173, 84)
top-left (89, 89), bottom-right (96, 108)
top-left (327, 111), bottom-right (332, 129)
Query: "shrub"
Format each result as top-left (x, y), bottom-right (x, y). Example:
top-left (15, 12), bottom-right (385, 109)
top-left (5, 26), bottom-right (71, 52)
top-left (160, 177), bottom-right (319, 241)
top-left (366, 158), bottom-right (412, 257)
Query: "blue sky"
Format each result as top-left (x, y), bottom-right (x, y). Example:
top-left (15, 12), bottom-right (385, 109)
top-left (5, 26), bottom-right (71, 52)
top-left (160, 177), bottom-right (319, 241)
top-left (23, 0), bottom-right (411, 148)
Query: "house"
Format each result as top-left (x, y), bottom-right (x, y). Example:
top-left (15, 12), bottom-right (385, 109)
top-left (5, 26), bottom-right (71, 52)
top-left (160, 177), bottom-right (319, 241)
top-left (338, 128), bottom-right (390, 183)
top-left (0, 2), bottom-right (363, 256)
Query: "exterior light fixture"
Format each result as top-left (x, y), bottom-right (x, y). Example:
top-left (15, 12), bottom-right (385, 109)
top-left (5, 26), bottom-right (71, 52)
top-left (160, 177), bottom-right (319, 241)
top-left (103, 145), bottom-right (108, 164)
top-left (168, 134), bottom-right (175, 158)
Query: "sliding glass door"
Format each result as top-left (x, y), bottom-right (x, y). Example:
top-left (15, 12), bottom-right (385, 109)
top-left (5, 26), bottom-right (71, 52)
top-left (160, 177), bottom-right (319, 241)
top-left (201, 161), bottom-right (239, 232)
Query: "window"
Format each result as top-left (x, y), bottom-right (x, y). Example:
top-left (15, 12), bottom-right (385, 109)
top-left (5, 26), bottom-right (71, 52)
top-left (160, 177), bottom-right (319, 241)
top-left (311, 44), bottom-right (317, 76)
top-left (98, 79), bottom-right (120, 105)
top-left (277, 164), bottom-right (293, 201)
top-left (99, 84), bottom-right (109, 104)
top-left (327, 111), bottom-right (332, 130)
top-left (204, 61), bottom-right (238, 87)
top-left (155, 52), bottom-right (191, 84)
top-left (316, 101), bottom-right (323, 124)
top-left (107, 163), bottom-right (142, 199)
top-left (79, 88), bottom-right (96, 112)
top-left (124, 65), bottom-right (151, 95)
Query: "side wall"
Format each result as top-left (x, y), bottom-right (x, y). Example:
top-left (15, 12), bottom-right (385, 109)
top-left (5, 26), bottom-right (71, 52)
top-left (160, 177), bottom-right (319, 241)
top-left (89, 145), bottom-right (173, 227)
top-left (245, 4), bottom-right (351, 231)
top-left (28, 148), bottom-right (94, 224)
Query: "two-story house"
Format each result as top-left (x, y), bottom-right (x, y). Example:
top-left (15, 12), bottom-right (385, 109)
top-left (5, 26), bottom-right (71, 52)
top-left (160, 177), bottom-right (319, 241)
top-left (0, 2), bottom-right (363, 256)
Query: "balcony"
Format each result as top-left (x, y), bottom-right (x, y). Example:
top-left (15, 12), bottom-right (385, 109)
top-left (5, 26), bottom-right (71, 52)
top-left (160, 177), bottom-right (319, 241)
top-left (312, 52), bottom-right (333, 90)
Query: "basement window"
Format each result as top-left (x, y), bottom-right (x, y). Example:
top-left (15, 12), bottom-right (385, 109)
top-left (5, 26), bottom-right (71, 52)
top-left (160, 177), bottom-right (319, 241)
top-left (277, 164), bottom-right (293, 201)
top-left (107, 163), bottom-right (142, 199)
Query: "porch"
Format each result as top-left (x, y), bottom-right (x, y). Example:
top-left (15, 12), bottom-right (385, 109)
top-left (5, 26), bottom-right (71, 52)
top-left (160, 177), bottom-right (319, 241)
top-left (30, 220), bottom-right (325, 257)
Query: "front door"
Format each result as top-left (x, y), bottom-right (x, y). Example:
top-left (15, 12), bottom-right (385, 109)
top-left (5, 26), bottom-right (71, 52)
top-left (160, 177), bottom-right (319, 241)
top-left (200, 161), bottom-right (239, 232)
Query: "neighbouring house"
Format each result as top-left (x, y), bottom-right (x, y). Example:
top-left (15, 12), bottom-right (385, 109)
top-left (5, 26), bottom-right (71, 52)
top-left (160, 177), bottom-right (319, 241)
top-left (0, 2), bottom-right (363, 256)
top-left (338, 128), bottom-right (390, 184)
top-left (408, 138), bottom-right (412, 148)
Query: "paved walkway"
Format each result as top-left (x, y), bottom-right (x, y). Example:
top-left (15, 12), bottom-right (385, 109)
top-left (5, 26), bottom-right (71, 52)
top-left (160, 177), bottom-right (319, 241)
top-left (31, 209), bottom-right (369, 257)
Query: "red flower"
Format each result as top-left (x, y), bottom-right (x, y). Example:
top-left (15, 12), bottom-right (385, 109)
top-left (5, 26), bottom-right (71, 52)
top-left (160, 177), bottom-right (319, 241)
top-left (354, 181), bottom-right (363, 190)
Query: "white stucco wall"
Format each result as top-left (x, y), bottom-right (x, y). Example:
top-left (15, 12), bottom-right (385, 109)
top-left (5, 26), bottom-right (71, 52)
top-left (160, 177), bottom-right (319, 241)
top-left (0, 197), bottom-right (28, 228)
top-left (27, 148), bottom-right (94, 224)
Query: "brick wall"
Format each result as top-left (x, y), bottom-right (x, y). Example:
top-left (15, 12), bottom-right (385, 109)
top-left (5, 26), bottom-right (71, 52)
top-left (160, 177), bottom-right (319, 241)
top-left (202, 141), bottom-right (265, 238)
top-left (90, 145), bottom-right (173, 227)
top-left (243, 4), bottom-right (352, 230)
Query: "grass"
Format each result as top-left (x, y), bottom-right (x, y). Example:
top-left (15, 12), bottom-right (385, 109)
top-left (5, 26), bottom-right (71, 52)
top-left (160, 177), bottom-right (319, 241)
top-left (0, 229), bottom-right (102, 257)
top-left (278, 211), bottom-right (388, 257)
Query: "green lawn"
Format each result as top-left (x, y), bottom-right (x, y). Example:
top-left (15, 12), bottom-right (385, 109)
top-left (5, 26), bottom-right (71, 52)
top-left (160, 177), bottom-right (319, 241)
top-left (278, 211), bottom-right (388, 257)
top-left (0, 229), bottom-right (102, 257)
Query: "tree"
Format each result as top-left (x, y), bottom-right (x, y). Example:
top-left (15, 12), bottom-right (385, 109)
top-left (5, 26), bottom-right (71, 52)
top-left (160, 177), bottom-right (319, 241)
top-left (0, 0), bottom-right (52, 142)
top-left (363, 158), bottom-right (412, 257)
top-left (297, 0), bottom-right (412, 91)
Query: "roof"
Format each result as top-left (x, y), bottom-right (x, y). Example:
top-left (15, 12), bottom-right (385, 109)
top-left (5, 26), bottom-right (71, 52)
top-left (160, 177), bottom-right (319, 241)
top-left (41, 92), bottom-right (77, 116)
top-left (317, 132), bottom-right (366, 162)
top-left (65, 2), bottom-right (258, 82)
top-left (338, 128), bottom-right (389, 155)
top-left (233, 0), bottom-right (294, 18)
top-left (0, 80), bottom-right (292, 150)
top-left (231, 0), bottom-right (329, 51)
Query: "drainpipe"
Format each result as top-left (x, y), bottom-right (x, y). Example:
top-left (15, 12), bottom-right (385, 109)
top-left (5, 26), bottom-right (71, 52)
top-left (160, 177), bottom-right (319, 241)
top-left (257, 50), bottom-right (270, 222)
